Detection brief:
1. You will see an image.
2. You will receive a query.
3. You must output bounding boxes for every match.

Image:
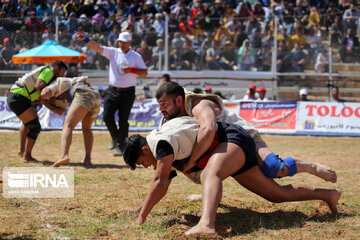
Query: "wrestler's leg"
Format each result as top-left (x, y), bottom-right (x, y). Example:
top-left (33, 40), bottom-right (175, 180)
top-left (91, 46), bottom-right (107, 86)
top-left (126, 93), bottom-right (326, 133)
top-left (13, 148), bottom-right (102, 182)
top-left (54, 103), bottom-right (88, 167)
top-left (256, 139), bottom-right (337, 182)
top-left (185, 142), bottom-right (245, 236)
top-left (233, 166), bottom-right (341, 215)
top-left (18, 124), bottom-right (28, 158)
top-left (18, 107), bottom-right (40, 162)
top-left (81, 113), bottom-right (96, 166)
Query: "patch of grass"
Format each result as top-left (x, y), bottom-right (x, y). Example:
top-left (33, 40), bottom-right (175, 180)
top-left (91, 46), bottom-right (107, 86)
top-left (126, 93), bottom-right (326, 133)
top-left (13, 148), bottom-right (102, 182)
top-left (1, 131), bottom-right (360, 239)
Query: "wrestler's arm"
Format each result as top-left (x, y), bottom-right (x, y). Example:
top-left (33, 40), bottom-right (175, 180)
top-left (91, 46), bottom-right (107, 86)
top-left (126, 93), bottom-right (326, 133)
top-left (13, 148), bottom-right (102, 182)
top-left (40, 87), bottom-right (54, 99)
top-left (136, 154), bottom-right (173, 224)
top-left (42, 100), bottom-right (66, 115)
top-left (183, 99), bottom-right (221, 173)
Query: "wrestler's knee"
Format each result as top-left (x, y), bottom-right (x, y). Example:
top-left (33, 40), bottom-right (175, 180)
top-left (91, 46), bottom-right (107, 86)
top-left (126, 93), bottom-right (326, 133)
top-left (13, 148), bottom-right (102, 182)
top-left (260, 153), bottom-right (297, 178)
top-left (25, 118), bottom-right (41, 140)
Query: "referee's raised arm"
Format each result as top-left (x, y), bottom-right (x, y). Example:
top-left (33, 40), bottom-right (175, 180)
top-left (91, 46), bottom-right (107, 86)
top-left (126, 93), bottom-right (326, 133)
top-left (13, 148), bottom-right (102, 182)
top-left (75, 31), bottom-right (104, 54)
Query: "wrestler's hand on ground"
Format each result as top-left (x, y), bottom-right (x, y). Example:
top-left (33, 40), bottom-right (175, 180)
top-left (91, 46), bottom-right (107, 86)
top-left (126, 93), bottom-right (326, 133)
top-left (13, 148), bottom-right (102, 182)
top-left (135, 215), bottom-right (146, 225)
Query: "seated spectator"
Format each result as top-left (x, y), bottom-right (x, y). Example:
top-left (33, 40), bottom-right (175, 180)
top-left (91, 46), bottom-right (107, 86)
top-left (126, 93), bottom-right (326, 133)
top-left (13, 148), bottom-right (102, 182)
top-left (137, 40), bottom-right (152, 66)
top-left (36, 0), bottom-right (52, 18)
top-left (169, 47), bottom-right (181, 70)
top-left (168, 13), bottom-right (180, 37)
top-left (94, 0), bottom-right (109, 18)
top-left (245, 16), bottom-right (261, 37)
top-left (250, 28), bottom-right (262, 53)
top-left (1, 0), bottom-right (17, 18)
top-left (107, 25), bottom-right (121, 47)
top-left (52, 0), bottom-right (64, 18)
top-left (325, 3), bottom-right (341, 33)
top-left (23, 0), bottom-right (37, 19)
top-left (91, 13), bottom-right (103, 34)
top-left (144, 27), bottom-right (158, 47)
top-left (256, 87), bottom-right (268, 101)
top-left (63, 0), bottom-right (80, 18)
top-left (252, 1), bottom-right (265, 22)
top-left (222, 3), bottom-right (236, 24)
top-left (342, 4), bottom-right (360, 33)
top-left (180, 41), bottom-right (199, 70)
top-left (308, 7), bottom-right (321, 30)
top-left (78, 14), bottom-right (92, 33)
top-left (179, 15), bottom-right (194, 36)
top-left (330, 16), bottom-right (344, 47)
top-left (340, 28), bottom-right (359, 63)
top-left (14, 26), bottom-right (33, 47)
top-left (261, 43), bottom-right (272, 71)
top-left (81, 44), bottom-right (96, 69)
top-left (58, 26), bottom-right (72, 46)
top-left (152, 39), bottom-right (166, 70)
top-left (26, 11), bottom-right (43, 33)
top-left (137, 86), bottom-right (152, 100)
top-left (138, 14), bottom-right (152, 37)
top-left (116, 1), bottom-right (129, 17)
top-left (243, 84), bottom-right (257, 100)
top-left (225, 15), bottom-right (242, 36)
top-left (192, 33), bottom-right (203, 53)
top-left (192, 20), bottom-right (203, 36)
top-left (330, 86), bottom-right (346, 102)
top-left (103, 0), bottom-right (117, 15)
top-left (153, 13), bottom-right (166, 38)
top-left (171, 32), bottom-right (185, 52)
top-left (191, 0), bottom-right (206, 22)
top-left (98, 84), bottom-right (106, 99)
top-left (299, 88), bottom-right (309, 101)
top-left (142, 0), bottom-right (158, 16)
top-left (234, 25), bottom-right (248, 50)
top-left (156, 73), bottom-right (172, 90)
top-left (238, 39), bottom-right (257, 71)
top-left (236, 2), bottom-right (251, 20)
top-left (65, 12), bottom-right (79, 34)
top-left (205, 40), bottom-right (221, 70)
top-left (158, 0), bottom-right (171, 15)
top-left (215, 24), bottom-right (232, 46)
top-left (208, 0), bottom-right (225, 26)
top-left (291, 26), bottom-right (307, 49)
top-left (291, 43), bottom-right (306, 72)
top-left (103, 13), bottom-right (119, 34)
top-left (294, 0), bottom-right (310, 26)
top-left (42, 12), bottom-right (55, 30)
top-left (314, 49), bottom-right (329, 73)
top-left (219, 40), bottom-right (237, 71)
top-left (283, 2), bottom-right (295, 35)
top-left (0, 38), bottom-right (16, 70)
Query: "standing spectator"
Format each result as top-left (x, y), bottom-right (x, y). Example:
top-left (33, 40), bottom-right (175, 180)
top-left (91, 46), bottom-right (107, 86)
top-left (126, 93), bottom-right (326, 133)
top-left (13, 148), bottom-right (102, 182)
top-left (180, 41), bottom-right (199, 70)
top-left (243, 84), bottom-right (257, 100)
top-left (136, 40), bottom-right (152, 66)
top-left (299, 88), bottom-right (309, 101)
top-left (291, 43), bottom-right (306, 73)
top-left (0, 38), bottom-right (16, 70)
top-left (76, 31), bottom-right (148, 156)
top-left (256, 87), bottom-right (268, 101)
top-left (306, 27), bottom-right (321, 64)
top-left (107, 25), bottom-right (121, 47)
top-left (330, 86), bottom-right (346, 102)
top-left (340, 28), bottom-right (359, 63)
top-left (219, 40), bottom-right (237, 71)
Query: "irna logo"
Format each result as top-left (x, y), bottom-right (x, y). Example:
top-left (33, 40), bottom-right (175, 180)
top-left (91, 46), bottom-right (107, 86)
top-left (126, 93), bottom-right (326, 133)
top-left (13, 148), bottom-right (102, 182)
top-left (8, 173), bottom-right (69, 188)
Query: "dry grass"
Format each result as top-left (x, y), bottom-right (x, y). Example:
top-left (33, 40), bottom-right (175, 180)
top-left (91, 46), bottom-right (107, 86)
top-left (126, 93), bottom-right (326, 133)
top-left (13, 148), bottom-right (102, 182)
top-left (0, 131), bottom-right (359, 240)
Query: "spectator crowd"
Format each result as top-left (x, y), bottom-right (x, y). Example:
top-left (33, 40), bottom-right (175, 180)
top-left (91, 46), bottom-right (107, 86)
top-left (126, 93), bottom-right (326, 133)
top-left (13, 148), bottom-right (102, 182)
top-left (0, 0), bottom-right (359, 72)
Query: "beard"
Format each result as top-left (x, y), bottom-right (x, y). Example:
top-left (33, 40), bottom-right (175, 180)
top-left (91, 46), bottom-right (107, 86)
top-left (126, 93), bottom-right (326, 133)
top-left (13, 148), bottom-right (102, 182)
top-left (162, 107), bottom-right (180, 120)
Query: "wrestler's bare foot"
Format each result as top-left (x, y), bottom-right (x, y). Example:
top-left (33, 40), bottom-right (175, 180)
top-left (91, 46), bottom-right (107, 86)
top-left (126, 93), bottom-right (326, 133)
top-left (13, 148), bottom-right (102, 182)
top-left (18, 151), bottom-right (24, 158)
top-left (83, 158), bottom-right (92, 167)
top-left (185, 194), bottom-right (202, 202)
top-left (185, 224), bottom-right (216, 236)
top-left (53, 156), bottom-right (70, 167)
top-left (326, 189), bottom-right (341, 215)
top-left (311, 163), bottom-right (337, 183)
top-left (23, 154), bottom-right (40, 163)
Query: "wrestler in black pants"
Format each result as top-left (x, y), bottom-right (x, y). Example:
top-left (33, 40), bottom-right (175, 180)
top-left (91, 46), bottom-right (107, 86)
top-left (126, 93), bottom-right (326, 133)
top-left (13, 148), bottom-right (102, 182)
top-left (103, 85), bottom-right (135, 155)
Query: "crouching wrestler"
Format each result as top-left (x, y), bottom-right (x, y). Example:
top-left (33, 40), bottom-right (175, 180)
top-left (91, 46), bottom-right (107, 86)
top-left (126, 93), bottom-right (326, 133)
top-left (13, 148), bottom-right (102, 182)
top-left (123, 116), bottom-right (341, 236)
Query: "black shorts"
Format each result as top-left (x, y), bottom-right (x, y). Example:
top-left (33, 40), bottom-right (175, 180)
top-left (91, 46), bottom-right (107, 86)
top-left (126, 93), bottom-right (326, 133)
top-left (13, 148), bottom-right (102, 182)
top-left (216, 122), bottom-right (258, 177)
top-left (7, 92), bottom-right (33, 116)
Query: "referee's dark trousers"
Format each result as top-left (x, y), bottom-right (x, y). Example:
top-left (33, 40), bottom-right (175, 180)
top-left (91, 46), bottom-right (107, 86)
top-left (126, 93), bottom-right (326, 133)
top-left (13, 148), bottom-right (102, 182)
top-left (103, 85), bottom-right (135, 150)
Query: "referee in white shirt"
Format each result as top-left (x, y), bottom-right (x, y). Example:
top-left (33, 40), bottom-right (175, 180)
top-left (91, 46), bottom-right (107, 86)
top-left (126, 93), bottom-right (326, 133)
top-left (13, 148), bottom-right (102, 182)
top-left (76, 31), bottom-right (148, 156)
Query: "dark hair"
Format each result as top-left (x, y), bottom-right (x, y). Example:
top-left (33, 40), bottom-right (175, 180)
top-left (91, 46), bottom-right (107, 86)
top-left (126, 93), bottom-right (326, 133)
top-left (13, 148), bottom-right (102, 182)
top-left (155, 82), bottom-right (185, 100)
top-left (123, 134), bottom-right (147, 170)
top-left (52, 60), bottom-right (68, 71)
top-left (193, 88), bottom-right (202, 94)
top-left (162, 73), bottom-right (171, 82)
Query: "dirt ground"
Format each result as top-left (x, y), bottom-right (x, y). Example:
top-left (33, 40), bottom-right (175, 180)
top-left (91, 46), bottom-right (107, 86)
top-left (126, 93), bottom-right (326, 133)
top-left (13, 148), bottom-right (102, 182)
top-left (0, 130), bottom-right (359, 240)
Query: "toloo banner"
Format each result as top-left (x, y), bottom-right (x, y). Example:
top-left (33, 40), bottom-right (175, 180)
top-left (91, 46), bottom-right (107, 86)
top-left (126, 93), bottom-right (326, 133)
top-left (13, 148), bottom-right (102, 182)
top-left (297, 101), bottom-right (360, 136)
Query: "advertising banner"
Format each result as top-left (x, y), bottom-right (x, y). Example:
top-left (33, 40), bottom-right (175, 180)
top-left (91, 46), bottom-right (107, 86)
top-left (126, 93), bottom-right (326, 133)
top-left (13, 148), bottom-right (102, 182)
top-left (297, 102), bottom-right (360, 136)
top-left (239, 101), bottom-right (297, 133)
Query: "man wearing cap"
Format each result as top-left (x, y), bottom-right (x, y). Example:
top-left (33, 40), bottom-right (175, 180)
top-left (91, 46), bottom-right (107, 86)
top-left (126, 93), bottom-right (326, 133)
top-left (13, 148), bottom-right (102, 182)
top-left (204, 86), bottom-right (212, 94)
top-left (299, 88), bottom-right (309, 101)
top-left (75, 30), bottom-right (148, 156)
top-left (7, 61), bottom-right (68, 163)
top-left (0, 37), bottom-right (15, 70)
top-left (256, 87), bottom-right (268, 101)
top-left (243, 84), bottom-right (257, 100)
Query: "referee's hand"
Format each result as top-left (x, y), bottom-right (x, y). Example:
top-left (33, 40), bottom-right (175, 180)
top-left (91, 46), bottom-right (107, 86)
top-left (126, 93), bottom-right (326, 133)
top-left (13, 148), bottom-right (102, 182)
top-left (75, 31), bottom-right (85, 41)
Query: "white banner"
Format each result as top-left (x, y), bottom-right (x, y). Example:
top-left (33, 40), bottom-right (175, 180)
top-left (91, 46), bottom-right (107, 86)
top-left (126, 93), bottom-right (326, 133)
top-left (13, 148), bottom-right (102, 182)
top-left (297, 101), bottom-right (360, 136)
